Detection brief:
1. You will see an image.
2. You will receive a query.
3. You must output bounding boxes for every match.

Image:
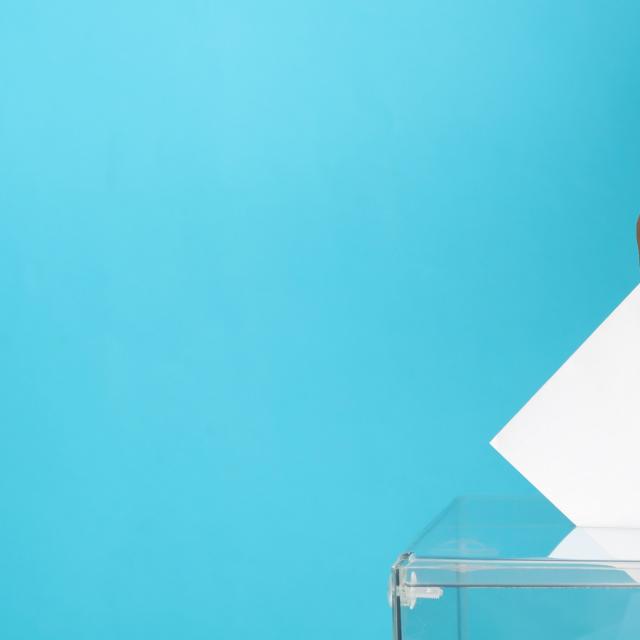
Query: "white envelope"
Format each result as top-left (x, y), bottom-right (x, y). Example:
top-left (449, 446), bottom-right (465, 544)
top-left (491, 284), bottom-right (640, 528)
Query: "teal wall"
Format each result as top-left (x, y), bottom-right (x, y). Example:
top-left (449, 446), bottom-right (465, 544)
top-left (2, 1), bottom-right (640, 638)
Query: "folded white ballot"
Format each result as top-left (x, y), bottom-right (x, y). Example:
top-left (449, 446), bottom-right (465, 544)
top-left (491, 284), bottom-right (640, 529)
top-left (550, 526), bottom-right (640, 582)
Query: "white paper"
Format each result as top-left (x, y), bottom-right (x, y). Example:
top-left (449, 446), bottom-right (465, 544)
top-left (550, 527), bottom-right (640, 581)
top-left (491, 284), bottom-right (640, 528)
top-left (551, 527), bottom-right (640, 562)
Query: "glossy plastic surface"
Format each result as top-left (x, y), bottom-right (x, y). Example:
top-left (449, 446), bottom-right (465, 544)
top-left (390, 497), bottom-right (640, 639)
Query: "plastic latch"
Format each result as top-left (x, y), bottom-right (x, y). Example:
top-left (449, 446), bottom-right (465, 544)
top-left (400, 571), bottom-right (444, 608)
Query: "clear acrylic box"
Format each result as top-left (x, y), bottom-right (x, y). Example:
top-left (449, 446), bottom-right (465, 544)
top-left (389, 497), bottom-right (640, 639)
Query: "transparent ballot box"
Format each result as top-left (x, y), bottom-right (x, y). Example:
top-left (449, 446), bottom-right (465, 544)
top-left (389, 497), bottom-right (640, 639)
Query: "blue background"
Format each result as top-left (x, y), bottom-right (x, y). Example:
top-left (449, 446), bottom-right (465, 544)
top-left (2, 1), bottom-right (640, 638)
